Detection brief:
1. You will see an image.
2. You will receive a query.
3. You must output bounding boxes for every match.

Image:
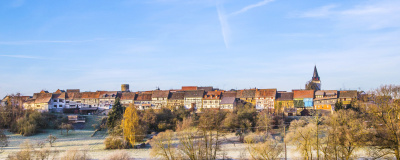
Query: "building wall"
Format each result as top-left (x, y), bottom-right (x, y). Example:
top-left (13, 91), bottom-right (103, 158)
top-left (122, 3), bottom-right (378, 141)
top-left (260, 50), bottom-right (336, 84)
top-left (120, 100), bottom-right (134, 106)
top-left (32, 103), bottom-right (49, 112)
top-left (50, 98), bottom-right (65, 112)
top-left (99, 98), bottom-right (115, 109)
top-left (203, 99), bottom-right (220, 109)
top-left (338, 98), bottom-right (355, 105)
top-left (303, 98), bottom-right (313, 108)
top-left (151, 97), bottom-right (168, 109)
top-left (314, 98), bottom-right (337, 110)
top-left (134, 101), bottom-right (152, 110)
top-left (240, 98), bottom-right (256, 106)
top-left (167, 99), bottom-right (184, 108)
top-left (256, 97), bottom-right (275, 110)
top-left (184, 97), bottom-right (203, 109)
top-left (275, 100), bottom-right (294, 110)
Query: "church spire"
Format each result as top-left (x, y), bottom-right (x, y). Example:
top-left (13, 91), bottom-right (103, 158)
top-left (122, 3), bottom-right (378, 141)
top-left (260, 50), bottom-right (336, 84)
top-left (312, 65), bottom-right (320, 81)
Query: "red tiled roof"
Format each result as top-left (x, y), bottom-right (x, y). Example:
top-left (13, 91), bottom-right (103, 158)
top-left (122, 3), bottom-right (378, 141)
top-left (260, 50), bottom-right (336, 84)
top-left (54, 89), bottom-right (65, 94)
top-left (136, 93), bottom-right (152, 101)
top-left (182, 86), bottom-right (197, 91)
top-left (35, 93), bottom-right (52, 103)
top-left (255, 89), bottom-right (277, 98)
top-left (276, 92), bottom-right (293, 101)
top-left (293, 90), bottom-right (314, 99)
top-left (121, 92), bottom-right (137, 100)
top-left (338, 90), bottom-right (357, 98)
top-left (66, 89), bottom-right (80, 93)
top-left (152, 90), bottom-right (170, 98)
top-left (236, 89), bottom-right (256, 98)
top-left (169, 92), bottom-right (185, 100)
top-left (203, 91), bottom-right (223, 99)
top-left (72, 92), bottom-right (100, 99)
top-left (99, 91), bottom-right (119, 98)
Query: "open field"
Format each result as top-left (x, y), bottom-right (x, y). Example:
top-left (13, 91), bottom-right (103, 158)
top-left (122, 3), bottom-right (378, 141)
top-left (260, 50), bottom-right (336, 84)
top-left (0, 129), bottom-right (391, 159)
top-left (0, 115), bottom-right (390, 159)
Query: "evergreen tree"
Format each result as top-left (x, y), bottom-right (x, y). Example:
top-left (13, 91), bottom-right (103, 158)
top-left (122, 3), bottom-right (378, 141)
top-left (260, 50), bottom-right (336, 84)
top-left (106, 98), bottom-right (124, 129)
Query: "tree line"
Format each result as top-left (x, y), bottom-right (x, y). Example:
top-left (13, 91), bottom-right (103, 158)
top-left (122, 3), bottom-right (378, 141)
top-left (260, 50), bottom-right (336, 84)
top-left (105, 84), bottom-right (400, 159)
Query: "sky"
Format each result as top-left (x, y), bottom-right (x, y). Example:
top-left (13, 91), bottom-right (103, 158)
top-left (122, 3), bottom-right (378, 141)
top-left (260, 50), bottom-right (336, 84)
top-left (0, 0), bottom-right (399, 97)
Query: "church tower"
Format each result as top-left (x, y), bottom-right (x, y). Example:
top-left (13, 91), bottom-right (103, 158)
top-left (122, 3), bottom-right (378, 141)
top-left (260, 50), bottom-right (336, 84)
top-left (312, 65), bottom-right (321, 90)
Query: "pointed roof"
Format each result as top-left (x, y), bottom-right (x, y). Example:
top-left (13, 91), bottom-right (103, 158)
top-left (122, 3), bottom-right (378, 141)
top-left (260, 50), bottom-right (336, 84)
top-left (312, 65), bottom-right (320, 81)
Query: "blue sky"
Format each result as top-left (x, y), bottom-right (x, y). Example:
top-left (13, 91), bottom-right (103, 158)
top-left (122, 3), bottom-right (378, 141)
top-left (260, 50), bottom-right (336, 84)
top-left (1, 0), bottom-right (399, 97)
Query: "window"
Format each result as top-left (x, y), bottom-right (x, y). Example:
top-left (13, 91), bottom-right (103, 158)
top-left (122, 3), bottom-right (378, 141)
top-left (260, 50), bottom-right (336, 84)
top-left (54, 105), bottom-right (57, 107)
top-left (59, 105), bottom-right (62, 108)
top-left (54, 100), bottom-right (57, 102)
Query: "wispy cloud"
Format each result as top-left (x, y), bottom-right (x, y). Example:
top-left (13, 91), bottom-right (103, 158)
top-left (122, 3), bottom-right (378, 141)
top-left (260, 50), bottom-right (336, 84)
top-left (301, 4), bottom-right (338, 18)
top-left (0, 55), bottom-right (44, 59)
top-left (231, 0), bottom-right (274, 16)
top-left (299, 1), bottom-right (400, 30)
top-left (216, 1), bottom-right (231, 49)
top-left (0, 39), bottom-right (103, 45)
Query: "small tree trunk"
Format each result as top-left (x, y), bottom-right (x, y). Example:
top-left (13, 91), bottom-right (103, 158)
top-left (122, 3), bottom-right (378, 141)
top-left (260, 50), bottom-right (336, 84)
top-left (395, 147), bottom-right (400, 160)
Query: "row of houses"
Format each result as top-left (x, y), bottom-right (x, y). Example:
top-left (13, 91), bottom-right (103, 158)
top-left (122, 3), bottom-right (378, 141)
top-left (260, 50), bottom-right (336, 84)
top-left (0, 66), bottom-right (358, 114)
top-left (2, 86), bottom-right (357, 114)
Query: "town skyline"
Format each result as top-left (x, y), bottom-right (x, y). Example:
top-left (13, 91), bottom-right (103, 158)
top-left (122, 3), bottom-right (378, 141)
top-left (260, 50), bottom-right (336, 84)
top-left (1, 0), bottom-right (399, 98)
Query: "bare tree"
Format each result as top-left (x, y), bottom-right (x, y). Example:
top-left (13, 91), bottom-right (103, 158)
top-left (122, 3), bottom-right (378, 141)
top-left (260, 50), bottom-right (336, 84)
top-left (150, 130), bottom-right (177, 160)
top-left (245, 134), bottom-right (283, 160)
top-left (321, 110), bottom-right (365, 160)
top-left (47, 134), bottom-right (57, 147)
top-left (286, 119), bottom-right (315, 159)
top-left (363, 85), bottom-right (400, 159)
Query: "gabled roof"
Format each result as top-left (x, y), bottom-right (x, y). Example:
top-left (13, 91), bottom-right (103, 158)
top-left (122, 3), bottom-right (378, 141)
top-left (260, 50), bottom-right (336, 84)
top-left (315, 90), bottom-right (337, 100)
top-left (293, 90), bottom-right (314, 99)
top-left (169, 92), bottom-right (185, 100)
top-left (136, 93), bottom-right (152, 101)
top-left (99, 91), bottom-right (119, 98)
top-left (338, 90), bottom-right (357, 98)
top-left (203, 91), bottom-right (223, 99)
top-left (40, 90), bottom-right (49, 93)
top-left (58, 92), bottom-right (67, 99)
top-left (220, 97), bottom-right (236, 104)
top-left (120, 92), bottom-right (137, 100)
top-left (236, 90), bottom-right (256, 98)
top-left (276, 92), bottom-right (293, 101)
top-left (66, 89), bottom-right (80, 93)
top-left (255, 89), bottom-right (277, 98)
top-left (35, 93), bottom-right (53, 103)
top-left (52, 94), bottom-right (61, 99)
top-left (54, 89), bottom-right (65, 94)
top-left (184, 90), bottom-right (204, 98)
top-left (198, 86), bottom-right (213, 92)
top-left (152, 90), bottom-right (170, 98)
top-left (76, 92), bottom-right (100, 99)
top-left (182, 86), bottom-right (197, 91)
top-left (222, 91), bottom-right (237, 98)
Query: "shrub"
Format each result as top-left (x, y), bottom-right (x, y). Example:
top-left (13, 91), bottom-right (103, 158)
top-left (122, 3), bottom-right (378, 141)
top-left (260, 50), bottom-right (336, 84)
top-left (105, 150), bottom-right (130, 160)
top-left (16, 117), bottom-right (37, 136)
top-left (244, 132), bottom-right (268, 144)
top-left (7, 140), bottom-right (34, 160)
top-left (60, 149), bottom-right (90, 160)
top-left (104, 136), bottom-right (128, 149)
top-left (47, 134), bottom-right (57, 147)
